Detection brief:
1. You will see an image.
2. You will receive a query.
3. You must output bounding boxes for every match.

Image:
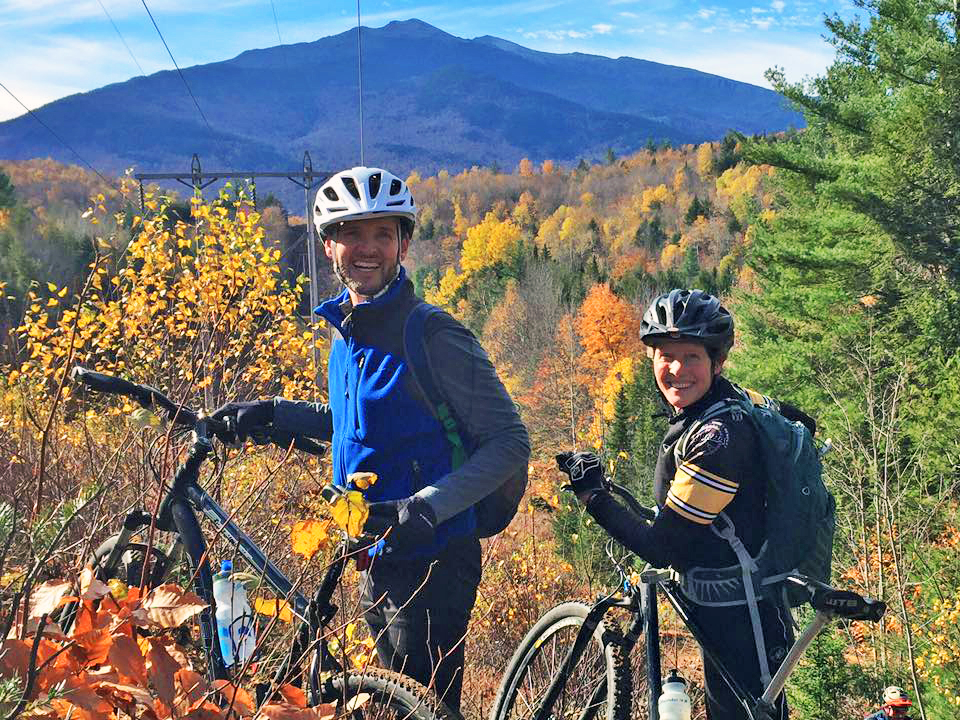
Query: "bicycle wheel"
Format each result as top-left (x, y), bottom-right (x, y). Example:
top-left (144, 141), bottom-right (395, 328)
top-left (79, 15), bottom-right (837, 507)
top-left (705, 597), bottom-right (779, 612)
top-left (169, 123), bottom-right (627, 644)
top-left (328, 667), bottom-right (458, 720)
top-left (57, 535), bottom-right (177, 633)
top-left (491, 601), bottom-right (631, 720)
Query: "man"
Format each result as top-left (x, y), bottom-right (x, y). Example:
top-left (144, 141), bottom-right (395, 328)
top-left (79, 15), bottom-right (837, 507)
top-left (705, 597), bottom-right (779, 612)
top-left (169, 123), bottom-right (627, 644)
top-left (557, 289), bottom-right (815, 720)
top-left (215, 167), bottom-right (530, 712)
top-left (865, 686), bottom-right (914, 720)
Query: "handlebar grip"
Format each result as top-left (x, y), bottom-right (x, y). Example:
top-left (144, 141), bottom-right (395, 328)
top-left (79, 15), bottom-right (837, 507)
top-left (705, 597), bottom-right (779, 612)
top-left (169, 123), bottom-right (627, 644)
top-left (72, 366), bottom-right (143, 399)
top-left (608, 481), bottom-right (656, 521)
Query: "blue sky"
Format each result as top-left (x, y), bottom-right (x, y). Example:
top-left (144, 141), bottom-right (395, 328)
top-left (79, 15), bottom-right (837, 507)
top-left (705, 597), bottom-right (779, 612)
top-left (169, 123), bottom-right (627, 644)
top-left (0, 0), bottom-right (857, 122)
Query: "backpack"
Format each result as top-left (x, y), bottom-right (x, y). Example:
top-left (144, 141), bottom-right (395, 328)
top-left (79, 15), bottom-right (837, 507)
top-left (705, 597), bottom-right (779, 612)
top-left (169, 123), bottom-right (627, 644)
top-left (403, 302), bottom-right (528, 538)
top-left (675, 386), bottom-right (836, 607)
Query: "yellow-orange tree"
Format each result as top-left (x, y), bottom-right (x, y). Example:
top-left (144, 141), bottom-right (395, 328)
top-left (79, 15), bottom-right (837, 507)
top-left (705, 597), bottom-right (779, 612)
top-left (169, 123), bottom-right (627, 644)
top-left (12, 193), bottom-right (321, 406)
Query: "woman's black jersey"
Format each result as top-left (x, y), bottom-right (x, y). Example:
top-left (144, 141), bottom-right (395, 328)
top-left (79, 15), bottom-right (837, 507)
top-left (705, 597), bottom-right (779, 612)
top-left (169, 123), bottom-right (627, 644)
top-left (586, 376), bottom-right (770, 571)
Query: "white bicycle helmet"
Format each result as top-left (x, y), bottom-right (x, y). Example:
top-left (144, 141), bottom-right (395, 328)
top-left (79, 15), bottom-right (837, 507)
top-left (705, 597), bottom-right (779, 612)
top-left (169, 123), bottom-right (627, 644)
top-left (314, 166), bottom-right (416, 236)
top-left (882, 686), bottom-right (911, 706)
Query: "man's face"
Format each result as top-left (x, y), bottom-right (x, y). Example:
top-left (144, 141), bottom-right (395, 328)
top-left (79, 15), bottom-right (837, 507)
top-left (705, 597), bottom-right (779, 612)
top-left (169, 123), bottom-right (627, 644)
top-left (323, 217), bottom-right (409, 302)
top-left (652, 339), bottom-right (722, 410)
top-left (887, 706), bottom-right (910, 718)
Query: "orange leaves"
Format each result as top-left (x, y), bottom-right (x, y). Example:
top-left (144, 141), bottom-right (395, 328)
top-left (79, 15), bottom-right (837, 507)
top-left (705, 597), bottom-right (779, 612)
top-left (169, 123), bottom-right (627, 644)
top-left (141, 584), bottom-right (207, 628)
top-left (290, 519), bottom-right (332, 559)
top-left (573, 283), bottom-right (642, 380)
top-left (145, 638), bottom-right (182, 708)
top-left (212, 681), bottom-right (256, 716)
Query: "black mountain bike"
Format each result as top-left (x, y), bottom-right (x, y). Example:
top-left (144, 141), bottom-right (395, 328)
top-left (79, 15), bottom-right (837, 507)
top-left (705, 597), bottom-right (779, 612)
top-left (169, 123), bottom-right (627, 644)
top-left (490, 482), bottom-right (886, 720)
top-left (67, 366), bottom-right (456, 720)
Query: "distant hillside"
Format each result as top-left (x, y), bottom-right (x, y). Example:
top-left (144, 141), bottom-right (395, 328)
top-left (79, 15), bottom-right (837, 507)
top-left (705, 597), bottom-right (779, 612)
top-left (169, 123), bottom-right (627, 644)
top-left (0, 19), bottom-right (801, 179)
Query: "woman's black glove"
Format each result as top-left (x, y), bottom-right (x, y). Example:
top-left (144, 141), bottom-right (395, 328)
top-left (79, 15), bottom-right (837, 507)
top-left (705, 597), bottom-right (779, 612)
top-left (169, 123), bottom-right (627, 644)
top-left (211, 400), bottom-right (274, 443)
top-left (363, 496), bottom-right (437, 552)
top-left (556, 451), bottom-right (605, 494)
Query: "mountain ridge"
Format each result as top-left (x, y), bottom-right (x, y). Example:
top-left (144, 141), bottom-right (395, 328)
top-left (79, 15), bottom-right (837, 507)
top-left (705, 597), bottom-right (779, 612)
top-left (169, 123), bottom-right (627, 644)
top-left (0, 19), bottom-right (801, 177)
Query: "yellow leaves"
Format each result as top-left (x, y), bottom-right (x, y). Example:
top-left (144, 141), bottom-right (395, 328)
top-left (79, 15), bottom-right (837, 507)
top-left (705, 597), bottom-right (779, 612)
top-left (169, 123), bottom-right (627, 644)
top-left (290, 519), bottom-right (332, 559)
top-left (660, 243), bottom-right (682, 269)
top-left (327, 491), bottom-right (369, 538)
top-left (253, 596), bottom-right (293, 623)
top-left (460, 212), bottom-right (522, 274)
top-left (640, 184), bottom-right (673, 215)
top-left (696, 142), bottom-right (714, 179)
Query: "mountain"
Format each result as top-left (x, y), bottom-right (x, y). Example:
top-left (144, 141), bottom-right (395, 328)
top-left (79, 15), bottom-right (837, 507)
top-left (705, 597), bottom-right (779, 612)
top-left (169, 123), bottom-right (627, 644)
top-left (0, 19), bottom-right (801, 179)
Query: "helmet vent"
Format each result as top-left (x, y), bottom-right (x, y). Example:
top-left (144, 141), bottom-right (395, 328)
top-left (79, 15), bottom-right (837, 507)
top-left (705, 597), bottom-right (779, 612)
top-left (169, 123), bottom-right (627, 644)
top-left (385, 200), bottom-right (406, 207)
top-left (389, 179), bottom-right (403, 196)
top-left (342, 177), bottom-right (361, 200)
top-left (368, 172), bottom-right (382, 199)
top-left (323, 187), bottom-right (339, 202)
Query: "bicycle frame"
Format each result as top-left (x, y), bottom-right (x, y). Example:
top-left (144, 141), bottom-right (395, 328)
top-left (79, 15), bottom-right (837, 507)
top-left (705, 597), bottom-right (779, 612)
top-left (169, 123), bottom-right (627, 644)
top-left (523, 481), bottom-right (885, 720)
top-left (99, 423), bottom-right (349, 703)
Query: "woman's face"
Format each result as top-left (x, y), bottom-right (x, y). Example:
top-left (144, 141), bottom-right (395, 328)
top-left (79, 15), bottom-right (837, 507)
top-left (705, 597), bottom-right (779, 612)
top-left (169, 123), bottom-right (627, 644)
top-left (652, 340), bottom-right (723, 409)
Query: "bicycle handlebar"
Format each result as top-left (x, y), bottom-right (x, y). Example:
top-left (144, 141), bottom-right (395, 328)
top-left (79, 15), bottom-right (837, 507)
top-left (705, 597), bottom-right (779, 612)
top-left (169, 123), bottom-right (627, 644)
top-left (71, 366), bottom-right (325, 456)
top-left (606, 480), bottom-right (657, 521)
top-left (599, 478), bottom-right (886, 623)
top-left (786, 574), bottom-right (886, 622)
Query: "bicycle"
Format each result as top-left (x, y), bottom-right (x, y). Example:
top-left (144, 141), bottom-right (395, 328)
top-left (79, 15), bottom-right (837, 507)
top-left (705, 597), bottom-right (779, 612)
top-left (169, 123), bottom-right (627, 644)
top-left (66, 366), bottom-right (457, 720)
top-left (490, 482), bottom-right (886, 720)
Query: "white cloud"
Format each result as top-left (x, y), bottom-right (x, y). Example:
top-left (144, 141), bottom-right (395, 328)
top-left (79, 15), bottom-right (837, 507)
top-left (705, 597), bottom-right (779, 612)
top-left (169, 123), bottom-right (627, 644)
top-left (619, 11), bottom-right (638, 18)
top-left (752, 17), bottom-right (774, 29)
top-left (592, 23), bottom-right (614, 34)
top-left (771, 0), bottom-right (786, 10)
top-left (523, 28), bottom-right (591, 41)
top-left (645, 38), bottom-right (833, 87)
top-left (697, 9), bottom-right (716, 19)
top-left (0, 35), bottom-right (155, 121)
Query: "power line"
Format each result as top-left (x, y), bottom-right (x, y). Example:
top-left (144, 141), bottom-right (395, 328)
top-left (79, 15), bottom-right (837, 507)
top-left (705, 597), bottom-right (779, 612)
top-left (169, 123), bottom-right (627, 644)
top-left (356, 0), bottom-right (364, 166)
top-left (139, 0), bottom-right (216, 137)
top-left (0, 79), bottom-right (123, 196)
top-left (96, 0), bottom-right (146, 77)
top-left (269, 0), bottom-right (283, 46)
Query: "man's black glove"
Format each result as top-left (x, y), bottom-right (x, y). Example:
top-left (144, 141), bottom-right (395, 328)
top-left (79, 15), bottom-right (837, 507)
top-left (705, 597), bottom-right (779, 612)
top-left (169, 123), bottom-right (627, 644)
top-left (363, 496), bottom-right (437, 552)
top-left (211, 400), bottom-right (274, 444)
top-left (556, 451), bottom-right (605, 495)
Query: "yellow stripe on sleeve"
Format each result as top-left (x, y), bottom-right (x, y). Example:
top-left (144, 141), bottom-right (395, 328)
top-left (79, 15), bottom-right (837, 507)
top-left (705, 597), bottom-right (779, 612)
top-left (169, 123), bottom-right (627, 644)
top-left (665, 462), bottom-right (739, 525)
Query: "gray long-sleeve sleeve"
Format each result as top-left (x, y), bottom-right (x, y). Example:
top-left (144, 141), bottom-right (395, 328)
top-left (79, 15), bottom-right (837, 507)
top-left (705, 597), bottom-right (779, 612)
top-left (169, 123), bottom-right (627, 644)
top-left (412, 320), bottom-right (530, 523)
top-left (271, 398), bottom-right (334, 440)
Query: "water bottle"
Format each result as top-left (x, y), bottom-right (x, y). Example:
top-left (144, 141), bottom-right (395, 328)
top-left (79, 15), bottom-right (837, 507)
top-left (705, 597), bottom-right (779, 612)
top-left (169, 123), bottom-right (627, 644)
top-left (658, 669), bottom-right (691, 720)
top-left (212, 560), bottom-right (256, 667)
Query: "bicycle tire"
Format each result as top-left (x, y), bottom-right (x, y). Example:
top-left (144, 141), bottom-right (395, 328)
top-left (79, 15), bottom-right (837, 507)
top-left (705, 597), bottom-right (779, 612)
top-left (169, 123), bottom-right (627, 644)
top-left (328, 667), bottom-right (459, 720)
top-left (57, 536), bottom-right (174, 633)
top-left (490, 601), bottom-right (631, 720)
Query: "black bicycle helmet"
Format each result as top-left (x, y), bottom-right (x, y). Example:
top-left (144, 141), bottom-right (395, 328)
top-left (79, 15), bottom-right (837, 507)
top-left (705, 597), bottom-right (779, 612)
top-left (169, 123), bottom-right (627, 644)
top-left (640, 289), bottom-right (734, 355)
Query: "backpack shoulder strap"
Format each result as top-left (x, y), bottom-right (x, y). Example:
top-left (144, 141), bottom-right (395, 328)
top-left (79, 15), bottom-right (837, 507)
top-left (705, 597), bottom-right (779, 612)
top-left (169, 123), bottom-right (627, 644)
top-left (674, 395), bottom-right (751, 465)
top-left (403, 302), bottom-right (468, 468)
